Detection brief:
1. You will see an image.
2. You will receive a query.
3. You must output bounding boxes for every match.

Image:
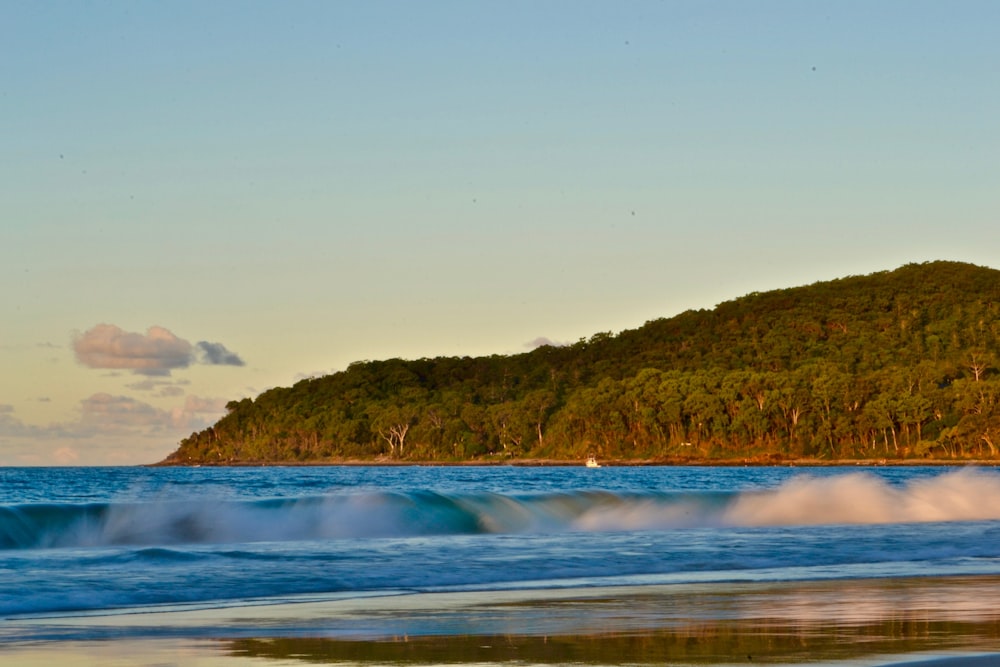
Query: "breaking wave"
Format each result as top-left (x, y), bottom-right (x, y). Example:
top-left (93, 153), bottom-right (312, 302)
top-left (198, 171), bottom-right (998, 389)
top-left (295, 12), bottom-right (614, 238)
top-left (3, 468), bottom-right (999, 550)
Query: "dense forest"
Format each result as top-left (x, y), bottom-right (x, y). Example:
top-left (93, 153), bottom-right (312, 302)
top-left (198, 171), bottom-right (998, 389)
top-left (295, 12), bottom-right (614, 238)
top-left (162, 261), bottom-right (1000, 465)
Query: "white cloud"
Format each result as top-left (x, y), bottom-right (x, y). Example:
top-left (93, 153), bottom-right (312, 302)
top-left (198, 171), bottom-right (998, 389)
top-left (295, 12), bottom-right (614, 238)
top-left (74, 324), bottom-right (193, 375)
top-left (73, 324), bottom-right (245, 376)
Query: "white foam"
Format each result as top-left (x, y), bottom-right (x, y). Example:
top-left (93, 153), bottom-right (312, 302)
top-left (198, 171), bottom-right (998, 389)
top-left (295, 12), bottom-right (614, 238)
top-left (17, 469), bottom-right (1000, 550)
top-left (725, 468), bottom-right (1000, 527)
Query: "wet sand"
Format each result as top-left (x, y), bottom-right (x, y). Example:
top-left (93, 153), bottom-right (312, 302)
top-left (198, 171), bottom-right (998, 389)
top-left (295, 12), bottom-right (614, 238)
top-left (3, 639), bottom-right (998, 667)
top-left (885, 658), bottom-right (1000, 667)
top-left (4, 576), bottom-right (1000, 665)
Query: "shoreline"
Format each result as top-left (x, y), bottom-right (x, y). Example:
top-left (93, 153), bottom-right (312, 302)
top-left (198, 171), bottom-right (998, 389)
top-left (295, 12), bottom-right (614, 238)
top-left (150, 456), bottom-right (1000, 468)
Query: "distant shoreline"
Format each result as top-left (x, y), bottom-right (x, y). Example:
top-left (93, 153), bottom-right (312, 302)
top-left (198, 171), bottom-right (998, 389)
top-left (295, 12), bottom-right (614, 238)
top-left (151, 457), bottom-right (999, 468)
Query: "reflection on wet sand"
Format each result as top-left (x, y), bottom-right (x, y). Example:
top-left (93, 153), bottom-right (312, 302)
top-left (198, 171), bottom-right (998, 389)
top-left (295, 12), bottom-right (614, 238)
top-left (5, 577), bottom-right (1000, 665)
top-left (227, 620), bottom-right (1000, 666)
top-left (219, 577), bottom-right (1000, 665)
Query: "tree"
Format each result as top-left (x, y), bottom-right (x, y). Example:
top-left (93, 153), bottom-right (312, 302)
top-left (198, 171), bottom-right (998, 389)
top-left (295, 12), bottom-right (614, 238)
top-left (162, 261), bottom-right (1000, 465)
top-left (371, 404), bottom-right (416, 458)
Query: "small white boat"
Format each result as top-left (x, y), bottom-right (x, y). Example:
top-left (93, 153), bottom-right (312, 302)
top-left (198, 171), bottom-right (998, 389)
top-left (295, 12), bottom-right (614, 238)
top-left (585, 455), bottom-right (601, 468)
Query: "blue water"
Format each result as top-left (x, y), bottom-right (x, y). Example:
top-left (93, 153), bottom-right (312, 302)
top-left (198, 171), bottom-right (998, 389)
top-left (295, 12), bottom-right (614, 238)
top-left (3, 465), bottom-right (1000, 620)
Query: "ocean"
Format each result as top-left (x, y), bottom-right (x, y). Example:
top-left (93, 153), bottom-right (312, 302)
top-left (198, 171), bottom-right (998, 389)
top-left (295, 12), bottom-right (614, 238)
top-left (3, 464), bottom-right (1000, 666)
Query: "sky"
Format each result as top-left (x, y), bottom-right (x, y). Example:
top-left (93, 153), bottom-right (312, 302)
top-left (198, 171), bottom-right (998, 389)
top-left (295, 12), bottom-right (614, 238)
top-left (2, 1), bottom-right (999, 465)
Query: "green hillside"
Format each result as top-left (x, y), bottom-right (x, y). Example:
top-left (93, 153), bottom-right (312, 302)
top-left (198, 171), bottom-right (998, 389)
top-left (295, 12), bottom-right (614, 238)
top-left (161, 261), bottom-right (1000, 464)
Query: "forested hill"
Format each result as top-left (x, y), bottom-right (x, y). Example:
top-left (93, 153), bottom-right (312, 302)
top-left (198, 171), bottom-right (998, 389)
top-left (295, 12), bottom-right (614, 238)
top-left (162, 261), bottom-right (1000, 465)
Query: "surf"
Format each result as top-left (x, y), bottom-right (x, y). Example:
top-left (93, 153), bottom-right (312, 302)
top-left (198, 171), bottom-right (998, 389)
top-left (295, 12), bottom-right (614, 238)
top-left (3, 468), bottom-right (1000, 550)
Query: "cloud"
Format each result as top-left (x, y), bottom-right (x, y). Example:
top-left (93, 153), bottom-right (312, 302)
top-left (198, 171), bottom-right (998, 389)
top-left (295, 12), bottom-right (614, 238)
top-left (525, 336), bottom-right (568, 349)
top-left (1, 395), bottom-right (228, 442)
top-left (80, 393), bottom-right (169, 430)
top-left (52, 447), bottom-right (79, 465)
top-left (195, 341), bottom-right (245, 366)
top-left (126, 379), bottom-right (166, 392)
top-left (73, 324), bottom-right (245, 375)
top-left (74, 324), bottom-right (191, 375)
top-left (172, 395), bottom-right (229, 429)
top-left (77, 393), bottom-right (219, 432)
top-left (0, 404), bottom-right (45, 438)
top-left (0, 396), bottom-right (230, 465)
top-left (126, 378), bottom-right (191, 398)
top-left (294, 369), bottom-right (338, 382)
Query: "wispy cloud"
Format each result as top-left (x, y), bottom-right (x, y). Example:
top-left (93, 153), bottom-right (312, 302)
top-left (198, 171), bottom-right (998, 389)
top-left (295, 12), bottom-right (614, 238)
top-left (293, 368), bottom-right (339, 382)
top-left (73, 324), bottom-right (245, 376)
top-left (0, 395), bottom-right (229, 441)
top-left (80, 393), bottom-right (228, 434)
top-left (0, 404), bottom-right (46, 438)
top-left (174, 395), bottom-right (229, 426)
top-left (0, 396), bottom-right (230, 465)
top-left (80, 393), bottom-right (170, 431)
top-left (126, 378), bottom-right (191, 398)
top-left (525, 336), bottom-right (568, 349)
top-left (52, 447), bottom-right (79, 465)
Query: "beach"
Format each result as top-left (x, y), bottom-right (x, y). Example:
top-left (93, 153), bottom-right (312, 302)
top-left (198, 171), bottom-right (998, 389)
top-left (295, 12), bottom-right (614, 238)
top-left (5, 576), bottom-right (1000, 666)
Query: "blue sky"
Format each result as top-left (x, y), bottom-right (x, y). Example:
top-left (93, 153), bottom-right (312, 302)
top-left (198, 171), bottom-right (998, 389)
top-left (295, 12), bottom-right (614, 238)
top-left (2, 1), bottom-right (998, 465)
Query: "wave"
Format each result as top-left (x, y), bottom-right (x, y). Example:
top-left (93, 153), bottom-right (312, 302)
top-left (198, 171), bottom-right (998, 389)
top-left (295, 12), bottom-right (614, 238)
top-left (3, 469), bottom-right (999, 550)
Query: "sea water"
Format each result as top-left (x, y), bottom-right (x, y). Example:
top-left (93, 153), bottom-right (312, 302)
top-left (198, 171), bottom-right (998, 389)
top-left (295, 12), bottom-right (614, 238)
top-left (3, 464), bottom-right (1000, 648)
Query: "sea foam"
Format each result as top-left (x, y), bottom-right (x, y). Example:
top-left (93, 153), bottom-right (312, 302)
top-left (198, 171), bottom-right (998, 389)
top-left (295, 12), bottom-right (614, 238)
top-left (2, 468), bottom-right (998, 550)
